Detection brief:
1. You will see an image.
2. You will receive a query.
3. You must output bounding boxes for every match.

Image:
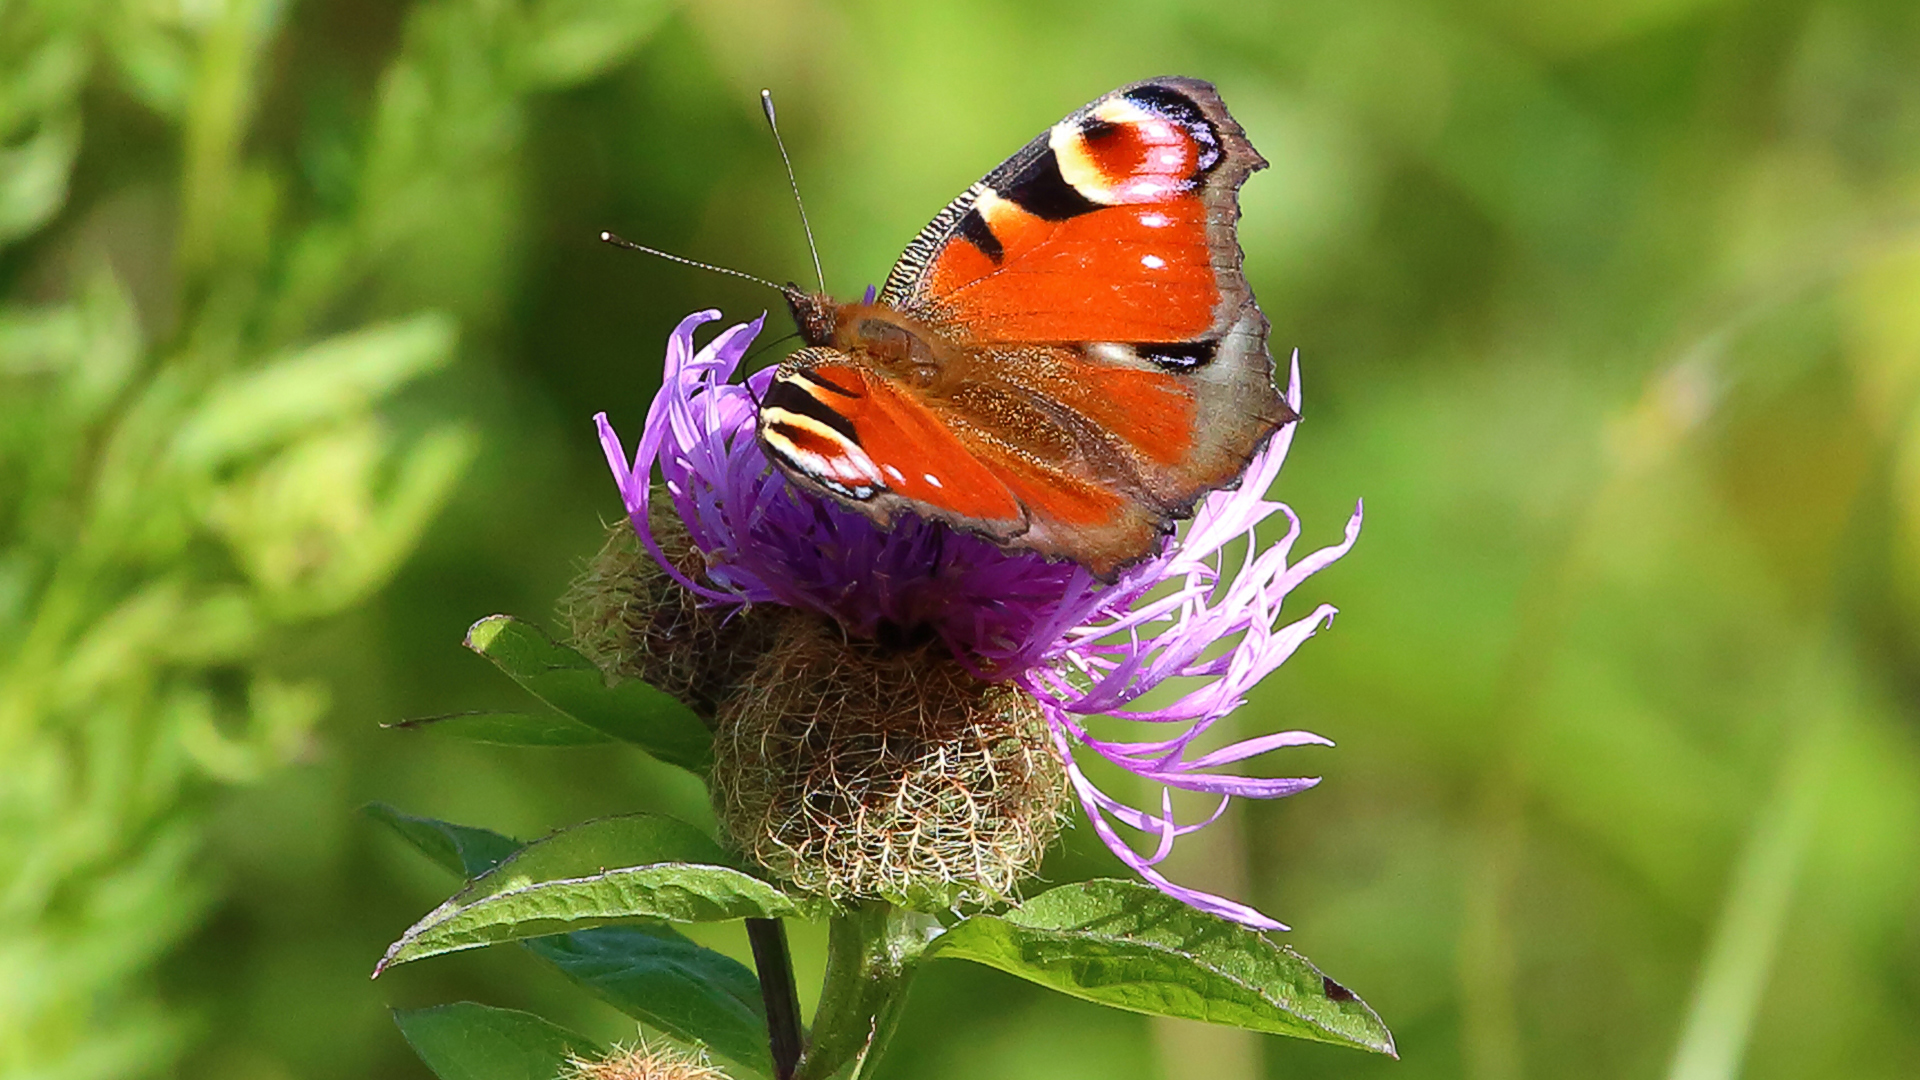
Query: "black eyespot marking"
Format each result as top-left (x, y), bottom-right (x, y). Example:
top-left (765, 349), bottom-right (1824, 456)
top-left (1002, 147), bottom-right (1103, 221)
top-left (1137, 340), bottom-right (1219, 370)
top-left (957, 206), bottom-right (1004, 263)
top-left (1123, 85), bottom-right (1221, 173)
top-left (1080, 116), bottom-right (1120, 143)
top-left (763, 375), bottom-right (862, 445)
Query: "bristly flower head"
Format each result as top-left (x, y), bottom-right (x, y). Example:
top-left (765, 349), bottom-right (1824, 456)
top-left (594, 311), bottom-right (1361, 931)
top-left (565, 1039), bottom-right (729, 1080)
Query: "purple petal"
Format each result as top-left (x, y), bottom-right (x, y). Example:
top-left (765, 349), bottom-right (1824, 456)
top-left (1061, 752), bottom-right (1288, 931)
top-left (1146, 773), bottom-right (1324, 798)
top-left (1182, 730), bottom-right (1335, 770)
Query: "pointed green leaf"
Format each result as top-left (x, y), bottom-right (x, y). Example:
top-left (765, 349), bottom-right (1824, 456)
top-left (385, 710), bottom-right (615, 747)
top-left (464, 614), bottom-right (709, 774)
top-left (928, 880), bottom-right (1395, 1056)
top-left (366, 808), bottom-right (768, 1070)
top-left (393, 1002), bottom-right (599, 1080)
top-left (363, 803), bottom-right (520, 878)
top-left (377, 814), bottom-right (795, 972)
top-left (528, 927), bottom-right (772, 1077)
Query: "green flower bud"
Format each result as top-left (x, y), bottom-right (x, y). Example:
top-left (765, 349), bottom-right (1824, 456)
top-left (564, 511), bottom-right (779, 724)
top-left (711, 612), bottom-right (1068, 910)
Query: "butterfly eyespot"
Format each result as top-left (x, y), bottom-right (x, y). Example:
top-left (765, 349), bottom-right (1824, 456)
top-left (1122, 84), bottom-right (1222, 173)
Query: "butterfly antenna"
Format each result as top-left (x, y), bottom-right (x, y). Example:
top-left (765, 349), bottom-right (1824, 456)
top-left (761, 89), bottom-right (827, 295)
top-left (598, 232), bottom-right (786, 294)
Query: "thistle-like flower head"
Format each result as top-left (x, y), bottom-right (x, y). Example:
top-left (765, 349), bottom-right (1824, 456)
top-left (595, 311), bottom-right (1361, 930)
top-left (565, 1039), bottom-right (729, 1080)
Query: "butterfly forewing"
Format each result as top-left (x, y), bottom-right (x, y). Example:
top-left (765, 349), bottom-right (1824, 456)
top-left (881, 77), bottom-right (1262, 345)
top-left (760, 354), bottom-right (1027, 528)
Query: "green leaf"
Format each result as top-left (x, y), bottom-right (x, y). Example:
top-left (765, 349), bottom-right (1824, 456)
top-left (528, 927), bottom-right (772, 1077)
top-left (377, 814), bottom-right (795, 972)
top-left (363, 803), bottom-right (520, 878)
top-left (366, 808), bottom-right (770, 1070)
top-left (464, 615), bottom-right (710, 774)
top-left (385, 710), bottom-right (614, 747)
top-left (393, 1002), bottom-right (599, 1080)
top-left (927, 880), bottom-right (1396, 1057)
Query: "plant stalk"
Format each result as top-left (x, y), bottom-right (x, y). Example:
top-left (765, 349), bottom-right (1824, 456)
top-left (746, 918), bottom-right (805, 1080)
top-left (796, 902), bottom-right (935, 1080)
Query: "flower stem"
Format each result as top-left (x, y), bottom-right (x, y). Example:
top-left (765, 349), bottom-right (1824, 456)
top-left (797, 902), bottom-right (936, 1080)
top-left (746, 918), bottom-right (804, 1080)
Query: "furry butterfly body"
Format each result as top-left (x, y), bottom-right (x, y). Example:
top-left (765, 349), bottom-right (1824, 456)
top-left (759, 77), bottom-right (1292, 579)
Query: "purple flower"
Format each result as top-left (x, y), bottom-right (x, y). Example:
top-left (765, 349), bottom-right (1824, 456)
top-left (596, 311), bottom-right (1362, 931)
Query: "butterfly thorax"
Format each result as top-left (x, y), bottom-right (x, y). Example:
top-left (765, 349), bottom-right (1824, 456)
top-left (785, 290), bottom-right (953, 391)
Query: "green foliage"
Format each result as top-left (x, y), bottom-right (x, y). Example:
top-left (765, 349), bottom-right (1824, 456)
top-left (1, 0), bottom-right (678, 1074)
top-left (1, 0), bottom-right (478, 1059)
top-left (369, 784), bottom-right (1393, 1076)
top-left (369, 805), bottom-right (773, 1075)
top-left (377, 814), bottom-right (794, 971)
top-left (362, 802), bottom-right (522, 878)
top-left (929, 881), bottom-right (1394, 1056)
top-left (527, 927), bottom-right (773, 1078)
top-left (464, 614), bottom-right (711, 772)
top-left (393, 1002), bottom-right (600, 1080)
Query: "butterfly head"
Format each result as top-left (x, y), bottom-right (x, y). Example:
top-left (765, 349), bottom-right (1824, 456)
top-left (783, 284), bottom-right (839, 347)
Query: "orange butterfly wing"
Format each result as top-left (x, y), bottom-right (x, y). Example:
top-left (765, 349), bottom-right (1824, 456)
top-left (760, 78), bottom-right (1292, 578)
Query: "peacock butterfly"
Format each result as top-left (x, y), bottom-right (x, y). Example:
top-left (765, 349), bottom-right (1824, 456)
top-left (758, 76), bottom-right (1293, 580)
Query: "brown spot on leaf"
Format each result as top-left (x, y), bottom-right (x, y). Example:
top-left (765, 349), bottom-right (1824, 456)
top-left (1323, 975), bottom-right (1356, 1002)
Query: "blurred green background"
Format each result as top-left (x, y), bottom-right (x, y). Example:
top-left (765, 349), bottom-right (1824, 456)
top-left (4, 0), bottom-right (1918, 1078)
